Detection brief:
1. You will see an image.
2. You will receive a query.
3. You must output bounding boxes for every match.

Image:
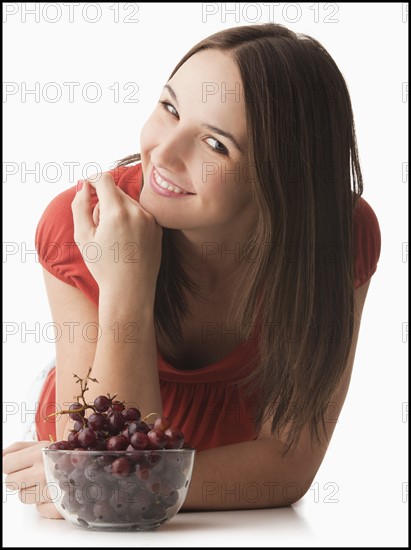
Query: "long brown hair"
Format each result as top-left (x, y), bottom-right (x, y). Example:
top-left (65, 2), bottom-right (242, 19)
top-left (116, 23), bottom-right (363, 454)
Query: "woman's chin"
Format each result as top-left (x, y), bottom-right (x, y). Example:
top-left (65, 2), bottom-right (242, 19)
top-left (138, 188), bottom-right (155, 214)
top-left (138, 195), bottom-right (176, 229)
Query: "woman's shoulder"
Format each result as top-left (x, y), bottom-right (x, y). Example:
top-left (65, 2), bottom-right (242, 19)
top-left (39, 163), bottom-right (142, 216)
top-left (107, 163), bottom-right (143, 199)
top-left (35, 163), bottom-right (143, 304)
top-left (37, 162), bottom-right (142, 221)
top-left (352, 195), bottom-right (382, 289)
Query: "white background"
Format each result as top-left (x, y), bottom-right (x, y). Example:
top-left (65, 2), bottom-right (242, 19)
top-left (3, 2), bottom-right (408, 547)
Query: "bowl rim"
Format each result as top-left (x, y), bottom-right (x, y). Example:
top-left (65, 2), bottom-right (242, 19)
top-left (41, 447), bottom-right (196, 454)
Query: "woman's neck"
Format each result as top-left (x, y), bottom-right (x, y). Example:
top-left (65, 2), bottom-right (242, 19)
top-left (172, 230), bottom-right (246, 296)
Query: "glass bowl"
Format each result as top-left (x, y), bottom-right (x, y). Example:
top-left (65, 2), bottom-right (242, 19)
top-left (42, 448), bottom-right (195, 531)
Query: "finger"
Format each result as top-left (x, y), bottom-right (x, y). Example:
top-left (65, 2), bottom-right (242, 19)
top-left (71, 180), bottom-right (97, 240)
top-left (85, 172), bottom-right (123, 208)
top-left (5, 463), bottom-right (45, 489)
top-left (3, 441), bottom-right (38, 457)
top-left (19, 478), bottom-right (48, 506)
top-left (92, 201), bottom-right (100, 226)
top-left (20, 487), bottom-right (43, 505)
top-left (3, 443), bottom-right (45, 474)
top-left (36, 502), bottom-right (64, 519)
top-left (87, 172), bottom-right (141, 216)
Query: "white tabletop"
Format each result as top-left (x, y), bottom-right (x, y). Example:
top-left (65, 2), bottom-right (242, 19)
top-left (3, 485), bottom-right (407, 547)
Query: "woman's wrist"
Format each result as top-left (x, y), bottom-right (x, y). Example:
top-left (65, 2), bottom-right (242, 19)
top-left (97, 289), bottom-right (156, 349)
top-left (98, 287), bottom-right (155, 319)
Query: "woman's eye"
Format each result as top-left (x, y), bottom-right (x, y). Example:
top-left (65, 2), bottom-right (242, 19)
top-left (158, 100), bottom-right (229, 156)
top-left (159, 100), bottom-right (178, 117)
top-left (205, 137), bottom-right (229, 155)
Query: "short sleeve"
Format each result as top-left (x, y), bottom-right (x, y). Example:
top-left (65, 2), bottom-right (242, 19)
top-left (353, 196), bottom-right (381, 289)
top-left (35, 163), bottom-right (143, 306)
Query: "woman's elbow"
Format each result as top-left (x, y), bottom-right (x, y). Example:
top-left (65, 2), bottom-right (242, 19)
top-left (264, 476), bottom-right (314, 508)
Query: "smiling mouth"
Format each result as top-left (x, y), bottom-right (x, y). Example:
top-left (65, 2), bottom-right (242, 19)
top-left (153, 167), bottom-right (195, 195)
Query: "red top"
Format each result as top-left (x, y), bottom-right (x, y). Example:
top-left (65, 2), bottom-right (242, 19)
top-left (34, 164), bottom-right (382, 450)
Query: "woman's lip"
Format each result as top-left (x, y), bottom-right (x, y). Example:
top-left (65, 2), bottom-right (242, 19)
top-left (150, 167), bottom-right (195, 198)
top-left (153, 167), bottom-right (195, 194)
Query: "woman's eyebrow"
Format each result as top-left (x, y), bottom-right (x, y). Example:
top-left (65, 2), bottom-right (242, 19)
top-left (164, 84), bottom-right (179, 105)
top-left (201, 123), bottom-right (244, 154)
top-left (163, 84), bottom-right (244, 154)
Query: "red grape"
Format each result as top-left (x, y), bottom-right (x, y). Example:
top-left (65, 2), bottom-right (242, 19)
top-left (147, 451), bottom-right (162, 465)
top-left (55, 454), bottom-right (75, 474)
top-left (130, 432), bottom-right (149, 450)
top-left (49, 440), bottom-right (74, 450)
top-left (84, 461), bottom-right (103, 482)
top-left (120, 426), bottom-right (130, 439)
top-left (73, 419), bottom-right (87, 432)
top-left (88, 413), bottom-right (106, 431)
top-left (136, 421), bottom-right (150, 434)
top-left (106, 411), bottom-right (126, 434)
top-left (111, 457), bottom-right (132, 478)
top-left (78, 427), bottom-right (97, 448)
top-left (93, 500), bottom-right (117, 522)
top-left (93, 395), bottom-right (111, 413)
top-left (164, 427), bottom-right (184, 449)
top-left (154, 417), bottom-right (171, 431)
top-left (110, 400), bottom-right (125, 413)
top-left (67, 430), bottom-right (80, 448)
top-left (68, 402), bottom-right (85, 422)
top-left (147, 429), bottom-right (167, 449)
top-left (70, 449), bottom-right (89, 468)
top-left (93, 438), bottom-right (107, 451)
top-left (106, 435), bottom-right (129, 451)
top-left (122, 407), bottom-right (141, 422)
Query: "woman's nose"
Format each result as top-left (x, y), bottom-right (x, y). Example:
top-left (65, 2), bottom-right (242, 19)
top-left (152, 129), bottom-right (190, 173)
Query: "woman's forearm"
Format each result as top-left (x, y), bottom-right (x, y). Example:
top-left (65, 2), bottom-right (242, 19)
top-left (62, 291), bottom-right (162, 440)
top-left (182, 438), bottom-right (315, 510)
top-left (95, 291), bottom-right (162, 414)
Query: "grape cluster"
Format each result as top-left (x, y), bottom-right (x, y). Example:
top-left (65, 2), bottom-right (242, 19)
top-left (44, 369), bottom-right (194, 529)
top-left (47, 369), bottom-right (192, 453)
top-left (49, 397), bottom-right (189, 453)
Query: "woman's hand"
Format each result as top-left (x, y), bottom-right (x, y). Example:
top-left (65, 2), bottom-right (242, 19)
top-left (71, 172), bottom-right (163, 303)
top-left (3, 441), bottom-right (63, 519)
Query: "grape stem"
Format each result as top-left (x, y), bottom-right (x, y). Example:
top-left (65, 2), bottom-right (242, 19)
top-left (43, 405), bottom-right (93, 421)
top-left (74, 367), bottom-right (98, 406)
top-left (43, 367), bottom-right (103, 421)
top-left (42, 366), bottom-right (122, 424)
top-left (142, 412), bottom-right (160, 423)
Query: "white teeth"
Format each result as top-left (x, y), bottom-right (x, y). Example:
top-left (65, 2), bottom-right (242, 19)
top-left (154, 170), bottom-right (187, 194)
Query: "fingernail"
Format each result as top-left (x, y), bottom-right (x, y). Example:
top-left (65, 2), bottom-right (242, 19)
top-left (76, 180), bottom-right (84, 192)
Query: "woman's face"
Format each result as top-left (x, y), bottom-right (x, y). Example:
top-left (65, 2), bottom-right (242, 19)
top-left (139, 49), bottom-right (257, 235)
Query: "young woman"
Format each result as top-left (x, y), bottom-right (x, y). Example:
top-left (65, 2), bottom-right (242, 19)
top-left (3, 23), bottom-right (381, 518)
